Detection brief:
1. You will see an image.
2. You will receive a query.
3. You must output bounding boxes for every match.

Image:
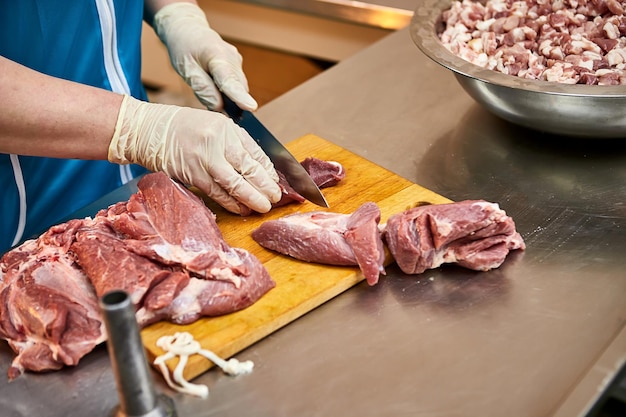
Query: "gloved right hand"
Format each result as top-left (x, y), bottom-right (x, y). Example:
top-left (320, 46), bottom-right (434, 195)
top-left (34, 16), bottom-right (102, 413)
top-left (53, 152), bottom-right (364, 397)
top-left (108, 95), bottom-right (281, 214)
top-left (152, 2), bottom-right (256, 112)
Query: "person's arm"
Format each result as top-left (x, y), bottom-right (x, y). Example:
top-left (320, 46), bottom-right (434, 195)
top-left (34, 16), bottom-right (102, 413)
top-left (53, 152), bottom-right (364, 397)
top-left (0, 55), bottom-right (280, 213)
top-left (0, 55), bottom-right (122, 159)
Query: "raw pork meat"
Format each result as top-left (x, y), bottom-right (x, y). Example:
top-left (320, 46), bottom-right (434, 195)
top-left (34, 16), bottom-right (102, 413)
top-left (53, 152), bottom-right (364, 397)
top-left (75, 172), bottom-right (275, 326)
top-left (252, 202), bottom-right (385, 285)
top-left (0, 222), bottom-right (106, 380)
top-left (241, 157), bottom-right (346, 214)
top-left (272, 171), bottom-right (306, 208)
top-left (383, 200), bottom-right (525, 274)
top-left (440, 0), bottom-right (626, 85)
top-left (71, 218), bottom-right (189, 312)
top-left (0, 172), bottom-right (274, 378)
top-left (300, 158), bottom-right (345, 189)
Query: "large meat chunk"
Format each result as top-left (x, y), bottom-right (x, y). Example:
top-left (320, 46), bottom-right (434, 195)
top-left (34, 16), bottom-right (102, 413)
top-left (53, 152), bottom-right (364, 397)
top-left (72, 172), bottom-right (276, 326)
top-left (252, 202), bottom-right (385, 285)
top-left (383, 200), bottom-right (525, 274)
top-left (0, 223), bottom-right (106, 380)
top-left (0, 172), bottom-right (275, 378)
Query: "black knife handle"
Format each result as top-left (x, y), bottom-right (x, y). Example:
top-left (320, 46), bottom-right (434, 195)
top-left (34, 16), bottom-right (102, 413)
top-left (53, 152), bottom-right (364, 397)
top-left (221, 93), bottom-right (243, 122)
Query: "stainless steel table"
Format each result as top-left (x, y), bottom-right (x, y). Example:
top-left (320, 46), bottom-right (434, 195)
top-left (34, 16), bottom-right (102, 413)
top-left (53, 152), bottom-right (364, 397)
top-left (2, 26), bottom-right (625, 417)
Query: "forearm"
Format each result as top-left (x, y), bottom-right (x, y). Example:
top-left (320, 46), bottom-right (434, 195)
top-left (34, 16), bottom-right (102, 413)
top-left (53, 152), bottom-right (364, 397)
top-left (0, 56), bottom-right (123, 160)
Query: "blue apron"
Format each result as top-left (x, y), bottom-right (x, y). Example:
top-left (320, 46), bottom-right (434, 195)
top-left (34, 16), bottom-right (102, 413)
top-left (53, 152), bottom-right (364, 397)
top-left (0, 0), bottom-right (149, 253)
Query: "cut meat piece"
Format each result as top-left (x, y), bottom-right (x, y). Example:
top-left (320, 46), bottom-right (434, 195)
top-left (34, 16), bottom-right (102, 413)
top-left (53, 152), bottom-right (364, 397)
top-left (344, 203), bottom-right (386, 285)
top-left (300, 158), bottom-right (345, 189)
top-left (272, 171), bottom-right (307, 208)
top-left (252, 202), bottom-right (385, 285)
top-left (0, 223), bottom-right (106, 380)
top-left (0, 172), bottom-right (275, 378)
top-left (383, 200), bottom-right (525, 274)
top-left (253, 212), bottom-right (357, 264)
top-left (242, 157), bottom-right (346, 214)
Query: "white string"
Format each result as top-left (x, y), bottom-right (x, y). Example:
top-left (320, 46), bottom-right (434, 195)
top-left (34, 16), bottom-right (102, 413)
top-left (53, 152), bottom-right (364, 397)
top-left (154, 332), bottom-right (254, 398)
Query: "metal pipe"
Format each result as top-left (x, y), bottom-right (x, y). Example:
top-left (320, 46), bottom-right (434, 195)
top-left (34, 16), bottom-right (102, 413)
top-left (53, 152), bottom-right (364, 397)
top-left (100, 290), bottom-right (177, 417)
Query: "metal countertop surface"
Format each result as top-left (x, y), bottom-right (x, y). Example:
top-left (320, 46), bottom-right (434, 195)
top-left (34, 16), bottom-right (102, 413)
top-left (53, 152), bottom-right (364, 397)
top-left (2, 26), bottom-right (626, 417)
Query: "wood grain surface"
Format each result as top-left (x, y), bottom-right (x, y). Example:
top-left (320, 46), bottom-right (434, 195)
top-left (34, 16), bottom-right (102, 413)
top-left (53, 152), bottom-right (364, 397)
top-left (140, 134), bottom-right (452, 380)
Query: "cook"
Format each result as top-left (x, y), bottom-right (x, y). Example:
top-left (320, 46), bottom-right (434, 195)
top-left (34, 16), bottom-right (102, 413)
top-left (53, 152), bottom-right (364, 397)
top-left (0, 0), bottom-right (282, 254)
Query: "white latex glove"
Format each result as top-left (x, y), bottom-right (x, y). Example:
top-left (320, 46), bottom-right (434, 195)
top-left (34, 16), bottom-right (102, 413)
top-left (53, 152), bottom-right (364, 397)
top-left (108, 95), bottom-right (281, 214)
top-left (153, 2), bottom-right (257, 111)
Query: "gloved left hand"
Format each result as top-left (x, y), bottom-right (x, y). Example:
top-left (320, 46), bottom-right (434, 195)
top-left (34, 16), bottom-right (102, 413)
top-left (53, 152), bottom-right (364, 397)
top-left (152, 2), bottom-right (257, 111)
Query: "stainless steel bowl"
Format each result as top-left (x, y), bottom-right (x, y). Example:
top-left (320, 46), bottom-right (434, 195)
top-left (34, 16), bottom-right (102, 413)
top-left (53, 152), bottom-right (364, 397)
top-left (410, 0), bottom-right (626, 138)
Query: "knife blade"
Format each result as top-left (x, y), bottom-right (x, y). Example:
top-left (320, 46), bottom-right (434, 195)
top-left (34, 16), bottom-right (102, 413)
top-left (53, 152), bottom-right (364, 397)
top-left (221, 95), bottom-right (329, 208)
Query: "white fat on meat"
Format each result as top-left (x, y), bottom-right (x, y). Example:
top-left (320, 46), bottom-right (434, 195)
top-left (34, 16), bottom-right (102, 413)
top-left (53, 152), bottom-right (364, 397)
top-left (209, 252), bottom-right (243, 288)
top-left (607, 48), bottom-right (626, 66)
top-left (604, 21), bottom-right (620, 40)
top-left (152, 238), bottom-right (209, 260)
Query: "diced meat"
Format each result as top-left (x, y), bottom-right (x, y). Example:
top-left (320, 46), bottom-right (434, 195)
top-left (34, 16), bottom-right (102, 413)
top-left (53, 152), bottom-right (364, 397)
top-left (382, 200), bottom-right (525, 274)
top-left (439, 0), bottom-right (626, 85)
top-left (252, 202), bottom-right (385, 285)
top-left (0, 172), bottom-right (275, 378)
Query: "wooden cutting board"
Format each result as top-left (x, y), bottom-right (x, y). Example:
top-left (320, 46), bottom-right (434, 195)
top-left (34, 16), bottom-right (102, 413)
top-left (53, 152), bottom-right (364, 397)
top-left (140, 134), bottom-right (451, 380)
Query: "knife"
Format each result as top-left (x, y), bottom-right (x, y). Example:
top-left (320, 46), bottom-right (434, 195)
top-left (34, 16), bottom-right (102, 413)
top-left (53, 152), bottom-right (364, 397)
top-left (221, 94), bottom-right (329, 208)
